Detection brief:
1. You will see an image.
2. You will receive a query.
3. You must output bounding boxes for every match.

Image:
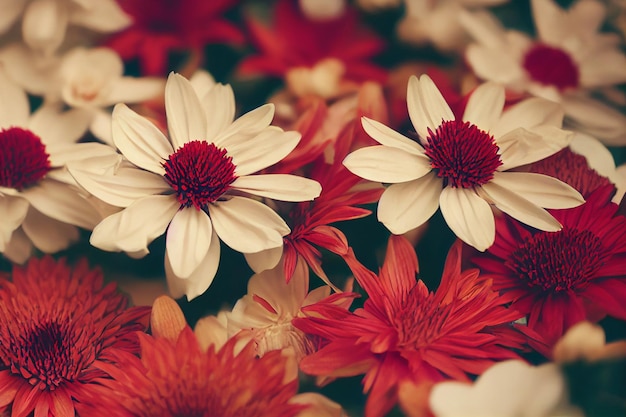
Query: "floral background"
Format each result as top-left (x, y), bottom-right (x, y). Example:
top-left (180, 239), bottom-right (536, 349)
top-left (0, 0), bottom-right (625, 416)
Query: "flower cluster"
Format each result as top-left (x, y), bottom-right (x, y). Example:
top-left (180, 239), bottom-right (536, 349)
top-left (0, 0), bottom-right (625, 416)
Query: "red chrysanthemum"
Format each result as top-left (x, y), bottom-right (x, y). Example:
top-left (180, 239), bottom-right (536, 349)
top-left (89, 328), bottom-right (306, 417)
top-left (0, 257), bottom-right (149, 417)
top-left (473, 185), bottom-right (626, 350)
top-left (293, 236), bottom-right (523, 417)
top-left (107, 0), bottom-right (244, 75)
top-left (239, 0), bottom-right (386, 85)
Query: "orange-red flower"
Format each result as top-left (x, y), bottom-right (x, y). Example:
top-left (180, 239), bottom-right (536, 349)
top-left (0, 256), bottom-right (149, 417)
top-left (107, 0), bottom-right (244, 75)
top-left (293, 236), bottom-right (523, 417)
top-left (473, 185), bottom-right (626, 350)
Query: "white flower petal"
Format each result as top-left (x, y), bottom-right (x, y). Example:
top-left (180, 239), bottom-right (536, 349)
top-left (28, 105), bottom-right (91, 145)
top-left (112, 103), bottom-right (173, 175)
top-left (579, 49), bottom-right (626, 88)
top-left (214, 104), bottom-right (275, 148)
top-left (498, 126), bottom-right (571, 170)
top-left (490, 172), bottom-right (584, 209)
top-left (0, 66), bottom-right (30, 128)
top-left (165, 228), bottom-right (221, 300)
top-left (244, 246), bottom-right (284, 274)
top-left (462, 82), bottom-right (505, 132)
top-left (21, 180), bottom-right (102, 229)
top-left (232, 174), bottom-right (321, 202)
top-left (22, 0), bottom-right (68, 55)
top-left (165, 72), bottom-right (207, 149)
top-left (378, 171), bottom-right (443, 235)
top-left (531, 0), bottom-right (569, 45)
top-left (407, 74), bottom-right (455, 141)
top-left (230, 128), bottom-right (301, 176)
top-left (21, 207), bottom-right (79, 253)
top-left (189, 70), bottom-right (216, 97)
top-left (343, 145), bottom-right (433, 183)
top-left (464, 43), bottom-right (526, 86)
top-left (0, 196), bottom-right (29, 251)
top-left (68, 161), bottom-right (170, 207)
top-left (480, 181), bottom-right (562, 232)
top-left (209, 196), bottom-right (289, 254)
top-left (166, 208), bottom-right (213, 279)
top-left (69, 0), bottom-right (131, 32)
top-left (0, 0), bottom-right (24, 34)
top-left (89, 109), bottom-right (114, 144)
top-left (569, 132), bottom-right (616, 178)
top-left (202, 83), bottom-right (235, 142)
top-left (361, 117), bottom-right (425, 156)
top-left (492, 97), bottom-right (564, 140)
top-left (90, 194), bottom-right (179, 254)
top-left (3, 228), bottom-right (33, 264)
top-left (562, 95), bottom-right (626, 146)
top-left (47, 142), bottom-right (116, 167)
top-left (458, 9), bottom-right (506, 48)
top-left (439, 186), bottom-right (495, 251)
top-left (105, 76), bottom-right (165, 106)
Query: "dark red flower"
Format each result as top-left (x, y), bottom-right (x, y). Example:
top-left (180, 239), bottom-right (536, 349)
top-left (0, 256), bottom-right (149, 417)
top-left (293, 236), bottom-right (523, 417)
top-left (107, 0), bottom-right (244, 75)
top-left (473, 185), bottom-right (626, 349)
top-left (239, 0), bottom-right (386, 93)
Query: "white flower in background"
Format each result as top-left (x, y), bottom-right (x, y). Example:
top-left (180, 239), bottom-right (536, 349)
top-left (461, 0), bottom-right (626, 145)
top-left (397, 0), bottom-right (509, 52)
top-left (0, 0), bottom-right (130, 56)
top-left (68, 72), bottom-right (322, 300)
top-left (429, 360), bottom-right (585, 417)
top-left (299, 0), bottom-right (347, 21)
top-left (553, 321), bottom-right (626, 363)
top-left (228, 258), bottom-right (337, 360)
top-left (344, 74), bottom-right (584, 251)
top-left (0, 67), bottom-right (106, 263)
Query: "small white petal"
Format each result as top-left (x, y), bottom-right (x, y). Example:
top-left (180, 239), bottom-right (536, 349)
top-left (462, 82), bottom-right (505, 132)
top-left (244, 246), bottom-right (284, 274)
top-left (89, 109), bottom-right (114, 144)
top-left (165, 72), bottom-right (207, 149)
top-left (492, 97), bottom-right (564, 140)
top-left (214, 104), bottom-right (275, 148)
top-left (21, 207), bottom-right (79, 253)
top-left (166, 208), bottom-right (213, 279)
top-left (378, 171), bottom-right (443, 235)
top-left (202, 83), bottom-right (235, 142)
top-left (464, 43), bottom-right (526, 86)
top-left (21, 180), bottom-right (102, 229)
top-left (407, 74), bottom-right (455, 141)
top-left (458, 9), bottom-right (507, 48)
top-left (105, 77), bottom-right (164, 106)
top-left (29, 105), bottom-right (91, 146)
top-left (0, 196), bottom-right (29, 251)
top-left (22, 0), bottom-right (68, 55)
top-left (361, 117), bottom-right (425, 156)
top-left (439, 186), bottom-right (495, 251)
top-left (0, 66), bottom-right (29, 128)
top-left (490, 172), bottom-right (584, 209)
top-left (69, 0), bottom-right (131, 32)
top-left (498, 126), bottom-right (571, 170)
top-left (230, 128), bottom-right (301, 176)
top-left (165, 228), bottom-right (221, 300)
top-left (112, 103), bottom-right (173, 175)
top-left (531, 0), bottom-right (569, 45)
top-left (189, 70), bottom-right (216, 96)
top-left (480, 181), bottom-right (562, 232)
top-left (579, 49), bottom-right (626, 88)
top-left (209, 196), bottom-right (289, 254)
top-left (69, 161), bottom-right (170, 207)
top-left (343, 145), bottom-right (433, 183)
top-left (3, 228), bottom-right (33, 264)
top-left (47, 142), bottom-right (117, 168)
top-left (90, 195), bottom-right (179, 253)
top-left (562, 95), bottom-right (626, 146)
top-left (232, 175), bottom-right (321, 202)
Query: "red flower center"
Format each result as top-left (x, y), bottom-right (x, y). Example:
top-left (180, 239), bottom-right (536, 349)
top-left (508, 228), bottom-right (603, 292)
top-left (424, 120), bottom-right (502, 188)
top-left (163, 140), bottom-right (237, 210)
top-left (522, 44), bottom-right (579, 91)
top-left (0, 127), bottom-right (51, 190)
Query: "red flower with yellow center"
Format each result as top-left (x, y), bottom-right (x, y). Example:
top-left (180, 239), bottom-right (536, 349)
top-left (0, 257), bottom-right (149, 417)
top-left (293, 236), bottom-right (523, 417)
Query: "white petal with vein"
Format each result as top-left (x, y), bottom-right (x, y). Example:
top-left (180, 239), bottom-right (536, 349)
top-left (232, 175), bottom-right (321, 201)
top-left (166, 208), bottom-right (213, 279)
top-left (165, 72), bottom-right (207, 149)
top-left (344, 145), bottom-right (432, 183)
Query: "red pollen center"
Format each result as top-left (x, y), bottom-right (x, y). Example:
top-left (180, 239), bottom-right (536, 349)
top-left (523, 44), bottom-right (579, 91)
top-left (163, 140), bottom-right (237, 210)
top-left (0, 127), bottom-right (51, 190)
top-left (424, 120), bottom-right (502, 189)
top-left (507, 228), bottom-right (604, 293)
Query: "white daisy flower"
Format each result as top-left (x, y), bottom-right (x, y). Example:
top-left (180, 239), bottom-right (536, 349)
top-left (461, 0), bottom-right (626, 145)
top-left (343, 74), bottom-right (584, 251)
top-left (0, 0), bottom-right (131, 56)
top-left (0, 67), bottom-right (106, 263)
top-left (68, 72), bottom-right (322, 300)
